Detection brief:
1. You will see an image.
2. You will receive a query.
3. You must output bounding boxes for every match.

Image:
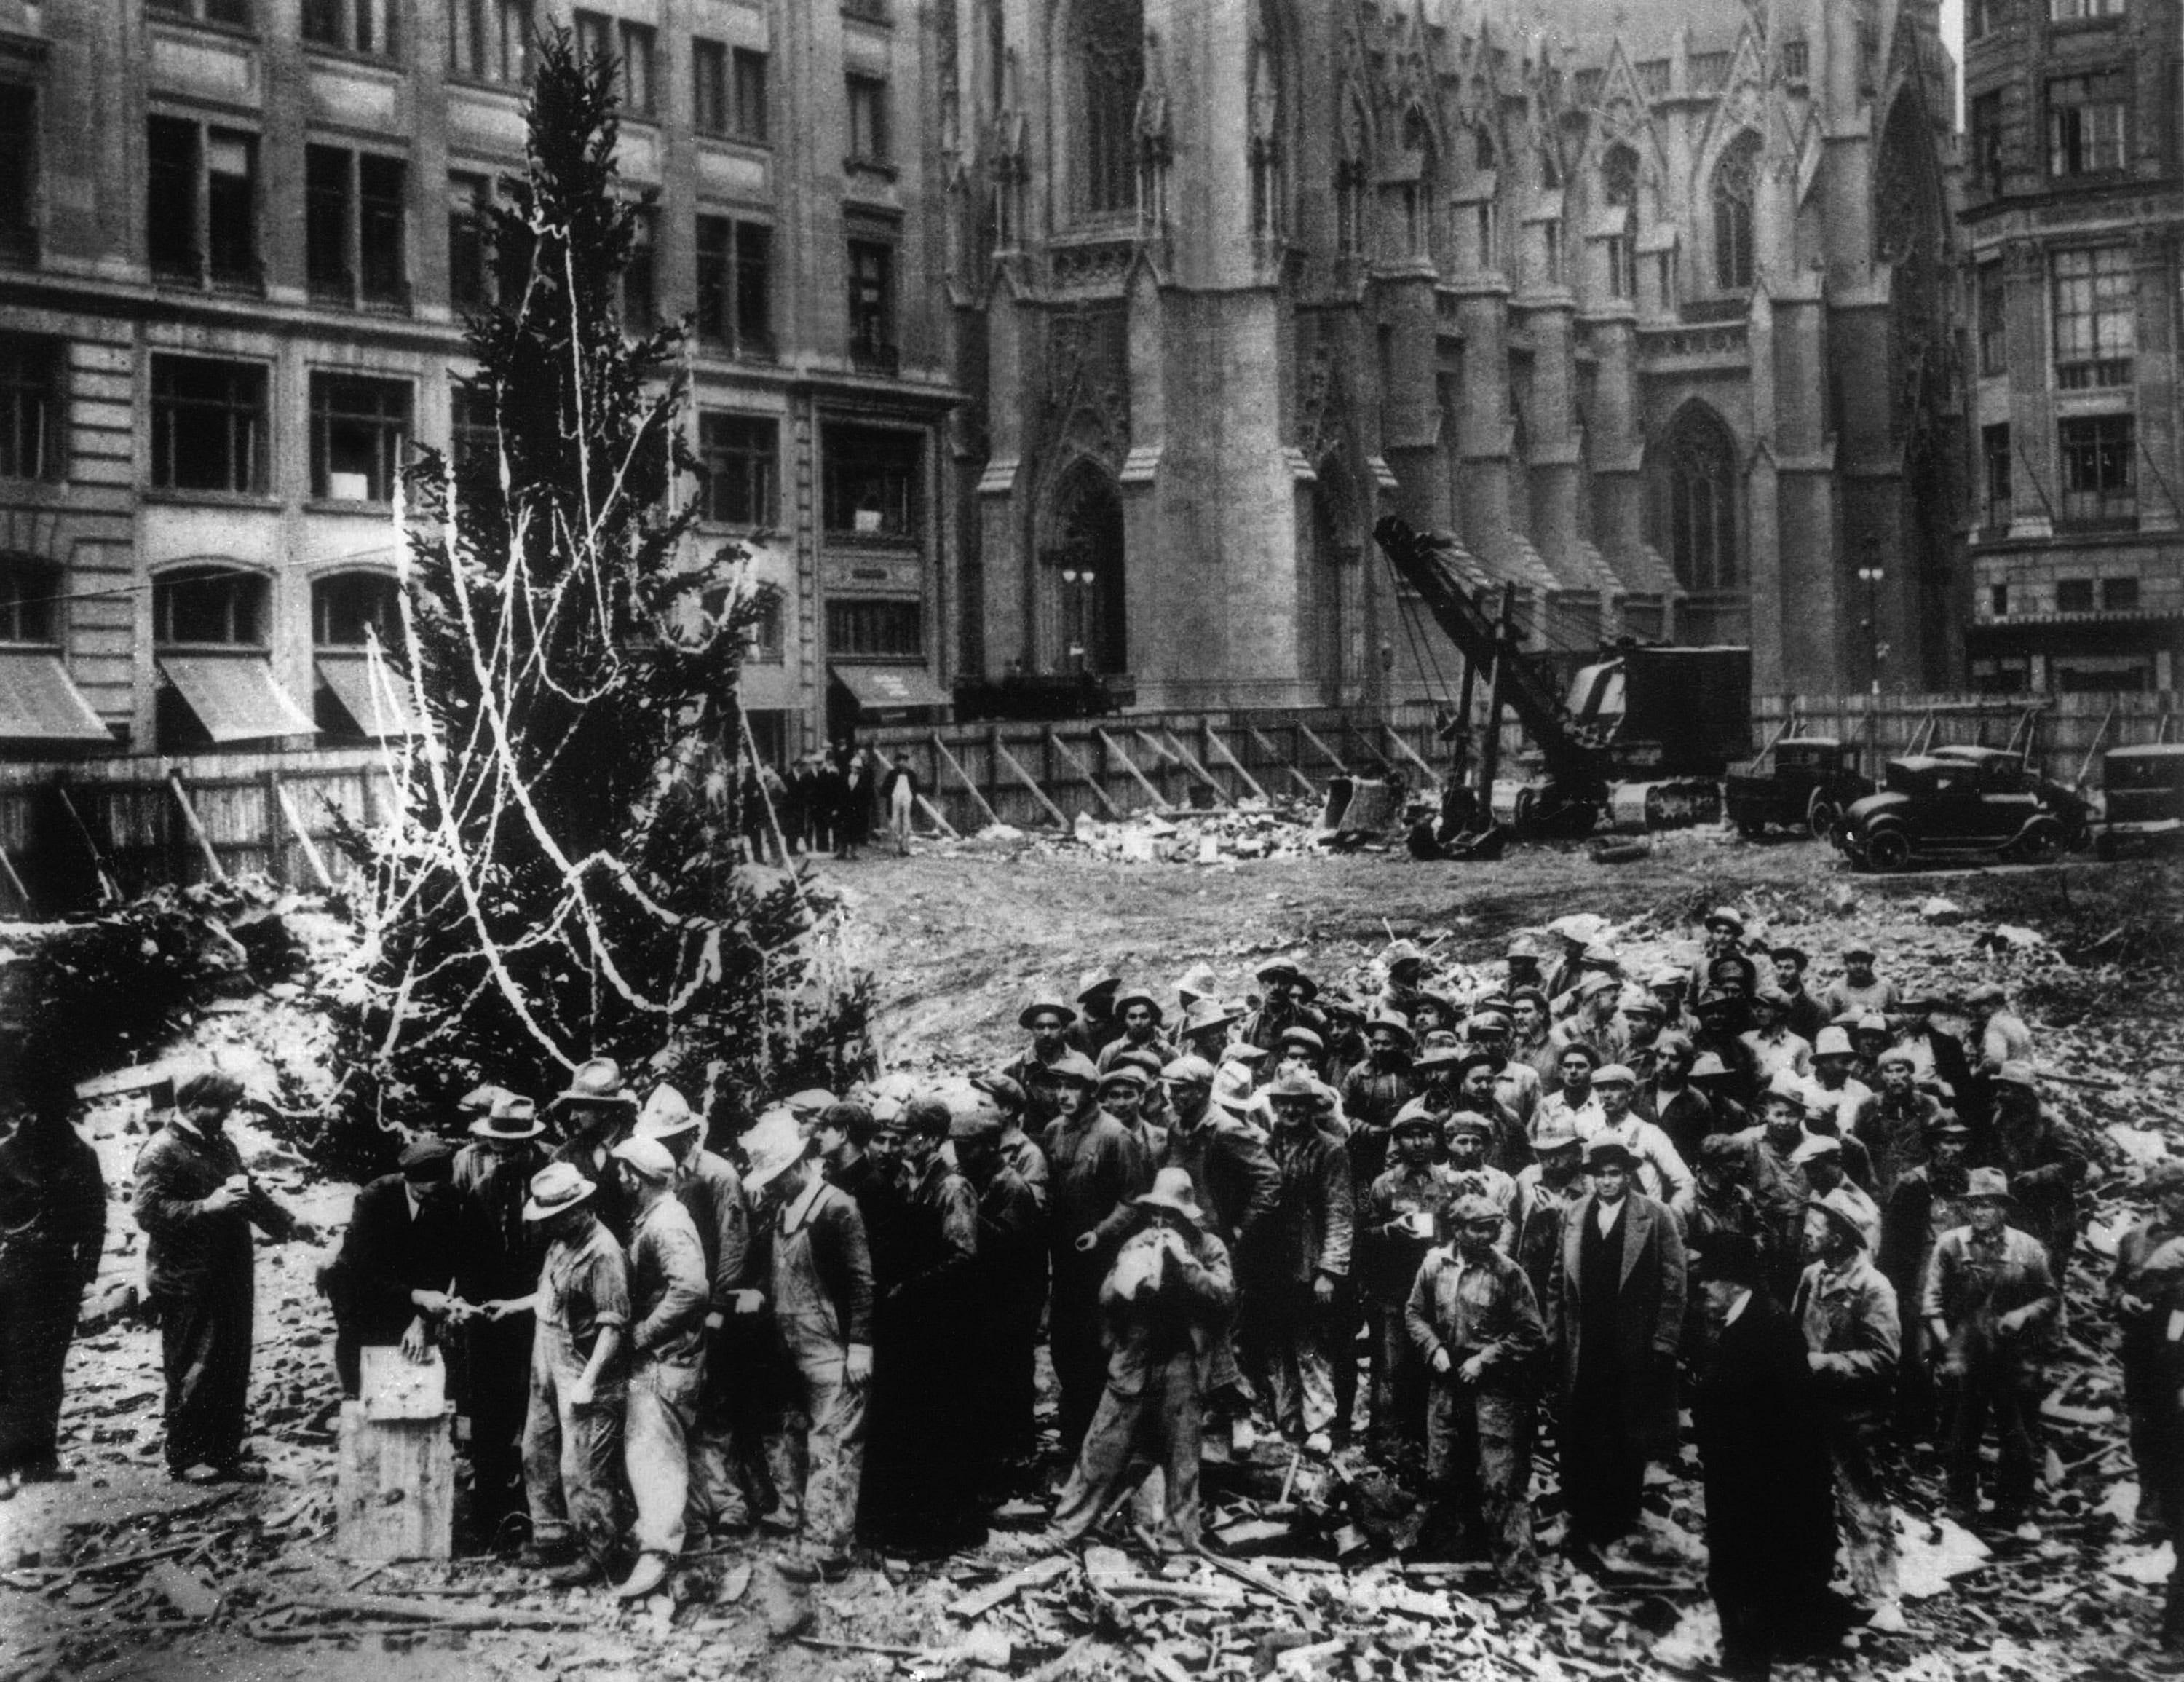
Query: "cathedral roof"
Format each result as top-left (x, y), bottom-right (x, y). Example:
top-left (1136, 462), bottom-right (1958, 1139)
top-left (1472, 0), bottom-right (1758, 69)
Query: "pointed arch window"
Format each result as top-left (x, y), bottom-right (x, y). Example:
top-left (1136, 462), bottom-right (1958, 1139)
top-left (1248, 25), bottom-right (1283, 242)
top-left (1712, 133), bottom-right (1760, 291)
top-left (1073, 0), bottom-right (1143, 218)
top-left (1600, 143), bottom-right (1638, 299)
top-left (1652, 407), bottom-right (1741, 589)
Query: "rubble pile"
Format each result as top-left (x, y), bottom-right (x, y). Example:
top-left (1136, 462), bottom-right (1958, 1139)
top-left (1062, 802), bottom-right (1331, 866)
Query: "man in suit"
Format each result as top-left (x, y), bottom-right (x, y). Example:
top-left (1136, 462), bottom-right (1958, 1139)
top-left (323, 1137), bottom-right (469, 1398)
top-left (1547, 1137), bottom-right (1687, 1564)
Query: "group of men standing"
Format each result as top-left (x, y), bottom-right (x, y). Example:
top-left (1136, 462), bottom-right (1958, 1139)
top-left (738, 746), bottom-right (875, 864)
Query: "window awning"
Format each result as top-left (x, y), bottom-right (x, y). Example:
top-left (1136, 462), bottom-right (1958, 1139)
top-left (159, 655), bottom-right (317, 743)
top-left (829, 663), bottom-right (951, 714)
top-left (317, 653), bottom-right (424, 738)
top-left (0, 652), bottom-right (114, 745)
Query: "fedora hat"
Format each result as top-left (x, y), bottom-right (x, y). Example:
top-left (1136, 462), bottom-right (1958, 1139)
top-left (1077, 969), bottom-right (1122, 1003)
top-left (1963, 1166), bottom-right (2014, 1204)
top-left (522, 1161), bottom-right (597, 1221)
top-left (1134, 1166), bottom-right (1206, 1228)
top-left (1390, 1100), bottom-right (1441, 1137)
top-left (740, 1107), bottom-right (810, 1191)
top-left (1112, 990), bottom-right (1165, 1024)
top-left (1180, 997), bottom-right (1241, 1038)
top-left (472, 1092), bottom-right (545, 1140)
top-left (1039, 1049), bottom-right (1101, 1089)
top-left (635, 1084), bottom-right (703, 1140)
top-left (458, 1083), bottom-right (515, 1118)
top-left (553, 1057), bottom-right (638, 1110)
top-left (1367, 1011), bottom-right (1416, 1049)
top-left (1018, 998), bottom-right (1078, 1030)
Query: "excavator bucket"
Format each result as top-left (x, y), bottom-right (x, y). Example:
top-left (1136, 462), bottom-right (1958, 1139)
top-left (1315, 775), bottom-right (1404, 842)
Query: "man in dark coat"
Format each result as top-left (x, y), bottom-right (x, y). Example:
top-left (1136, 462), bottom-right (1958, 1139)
top-left (0, 1075), bottom-right (106, 1485)
top-left (323, 1138), bottom-right (467, 1398)
top-left (1987, 1064), bottom-right (2086, 1274)
top-left (2112, 1161), bottom-right (2184, 1539)
top-left (951, 1092), bottom-right (1045, 1486)
top-left (548, 1058), bottom-right (641, 1244)
top-left (1252, 1073), bottom-right (1353, 1445)
top-left (1547, 1138), bottom-right (1685, 1560)
top-left (451, 1094), bottom-right (550, 1547)
top-left (1692, 1234), bottom-right (1845, 1679)
top-left (134, 1070), bottom-right (317, 1482)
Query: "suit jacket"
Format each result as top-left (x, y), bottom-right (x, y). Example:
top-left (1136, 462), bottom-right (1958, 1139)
top-left (330, 1174), bottom-right (464, 1345)
top-left (1548, 1190), bottom-right (1687, 1448)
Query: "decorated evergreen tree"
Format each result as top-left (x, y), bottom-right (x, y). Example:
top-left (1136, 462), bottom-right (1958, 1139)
top-left (333, 31), bottom-right (868, 1144)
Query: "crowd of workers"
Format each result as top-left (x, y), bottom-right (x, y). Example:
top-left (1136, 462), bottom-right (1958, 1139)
top-left (0, 906), bottom-right (2177, 1678)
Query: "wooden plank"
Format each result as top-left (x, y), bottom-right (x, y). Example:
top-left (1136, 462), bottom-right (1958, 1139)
top-left (1047, 730), bottom-right (1124, 818)
top-left (1203, 722), bottom-right (1272, 803)
top-left (1246, 724), bottom-right (1318, 798)
top-left (914, 793), bottom-right (959, 840)
top-left (1096, 730), bottom-right (1166, 807)
top-left (53, 783), bottom-right (121, 905)
top-left (946, 1555), bottom-right (1075, 1620)
top-left (166, 769), bottom-right (229, 885)
top-left (1381, 722), bottom-right (1442, 788)
top-left (336, 1400), bottom-right (454, 1562)
top-left (994, 741), bottom-right (1071, 829)
top-left (1158, 730), bottom-right (1228, 802)
top-left (0, 840), bottom-right (31, 916)
top-left (272, 773), bottom-right (338, 892)
top-left (930, 732), bottom-right (1002, 830)
top-left (1297, 723), bottom-right (1350, 776)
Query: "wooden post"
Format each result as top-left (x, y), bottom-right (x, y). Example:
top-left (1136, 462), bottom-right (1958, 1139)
top-left (1204, 725), bottom-right (1273, 803)
top-left (930, 732), bottom-right (1002, 829)
top-left (0, 840), bottom-right (31, 917)
top-left (260, 770), bottom-right (286, 887)
top-left (1096, 728), bottom-right (1166, 807)
top-left (995, 741), bottom-right (1072, 829)
top-left (1297, 723), bottom-right (1350, 776)
top-left (1247, 724), bottom-right (1318, 797)
top-left (985, 724), bottom-right (1003, 824)
top-left (1048, 731), bottom-right (1124, 818)
top-left (53, 782), bottom-right (119, 905)
top-left (272, 773), bottom-right (337, 893)
top-left (167, 768), bottom-right (228, 885)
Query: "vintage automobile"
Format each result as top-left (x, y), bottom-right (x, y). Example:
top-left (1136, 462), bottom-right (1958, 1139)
top-left (2093, 743), bottom-right (2184, 858)
top-left (1834, 750), bottom-right (2094, 871)
top-left (1723, 735), bottom-right (1874, 839)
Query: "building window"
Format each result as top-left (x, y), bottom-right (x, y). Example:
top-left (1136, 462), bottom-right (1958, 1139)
top-left (448, 173), bottom-right (493, 309)
top-left (306, 145), bottom-right (408, 307)
top-left (695, 414), bottom-right (778, 527)
top-left (149, 0), bottom-right (254, 25)
top-left (2051, 0), bottom-right (2124, 18)
top-left (2052, 245), bottom-right (2133, 387)
top-left (450, 383), bottom-right (498, 473)
top-left (1475, 202), bottom-right (1498, 269)
top-left (2056, 577), bottom-right (2095, 611)
top-left (1076, 0), bottom-right (1143, 217)
top-left (692, 39), bottom-right (729, 135)
top-left (619, 23), bottom-right (656, 115)
top-left (0, 83), bottom-right (36, 266)
top-left (1652, 406), bottom-right (1740, 589)
top-left (572, 11), bottom-right (609, 68)
top-left (2057, 412), bottom-right (2135, 524)
top-left (1601, 143), bottom-right (1639, 210)
top-left (0, 337), bottom-right (61, 483)
top-left (847, 238), bottom-right (896, 371)
top-left (732, 49), bottom-right (769, 143)
top-left (148, 117), bottom-right (260, 287)
top-left (151, 356), bottom-right (266, 494)
top-left (1779, 38), bottom-right (1810, 78)
top-left (1711, 133), bottom-right (1760, 291)
top-left (844, 0), bottom-right (889, 20)
top-left (2048, 71), bottom-right (2129, 176)
top-left (2102, 575), bottom-right (2140, 609)
top-left (622, 205), bottom-right (655, 334)
top-left (302, 0), bottom-right (397, 57)
top-left (1969, 91), bottom-right (2004, 194)
top-left (0, 558), bottom-right (59, 644)
top-left (313, 571), bottom-right (403, 649)
top-left (1977, 262), bottom-right (2007, 376)
top-left (154, 566), bottom-right (266, 646)
top-left (1968, 0), bottom-right (2001, 36)
top-left (309, 374), bottom-right (411, 504)
top-left (826, 599), bottom-right (923, 659)
top-left (823, 424), bottom-right (921, 538)
top-left (695, 215), bottom-right (773, 358)
top-left (1990, 583), bottom-right (2009, 617)
top-left (1982, 422), bottom-right (2012, 529)
top-left (847, 74), bottom-right (888, 164)
top-left (448, 0), bottom-right (531, 83)
top-left (1540, 221), bottom-right (1562, 286)
top-left (1334, 160), bottom-right (1367, 258)
top-left (1607, 234), bottom-right (1634, 299)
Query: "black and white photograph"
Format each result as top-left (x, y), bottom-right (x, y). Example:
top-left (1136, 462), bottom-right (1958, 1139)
top-left (0, 1), bottom-right (2180, 1678)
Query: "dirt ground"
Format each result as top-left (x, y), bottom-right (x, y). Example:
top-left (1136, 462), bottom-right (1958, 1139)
top-left (4, 826), bottom-right (2182, 1682)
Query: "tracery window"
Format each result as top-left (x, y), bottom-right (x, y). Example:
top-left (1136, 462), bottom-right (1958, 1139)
top-left (1652, 407), bottom-right (1740, 589)
top-left (1075, 0), bottom-right (1142, 218)
top-left (1712, 133), bottom-right (1760, 291)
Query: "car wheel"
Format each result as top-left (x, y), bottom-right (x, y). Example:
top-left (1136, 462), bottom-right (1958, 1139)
top-left (1805, 791), bottom-right (1842, 840)
top-left (1863, 829), bottom-right (1912, 872)
top-left (2012, 818), bottom-right (2064, 864)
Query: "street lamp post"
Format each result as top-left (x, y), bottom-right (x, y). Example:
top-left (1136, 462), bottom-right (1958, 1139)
top-left (1856, 561), bottom-right (1886, 698)
top-left (1060, 560), bottom-right (1095, 714)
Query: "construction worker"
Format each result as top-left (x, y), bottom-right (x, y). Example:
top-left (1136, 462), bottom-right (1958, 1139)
top-left (1362, 1104), bottom-right (1460, 1468)
top-left (2110, 1161), bottom-right (2184, 1539)
top-left (322, 1137), bottom-right (467, 1399)
top-left (1255, 1073), bottom-right (1353, 1448)
top-left (1586, 1064), bottom-right (1693, 1214)
top-left (548, 1058), bottom-right (641, 1242)
top-left (951, 1091), bottom-right (1045, 1488)
top-left (1879, 1114), bottom-right (1975, 1444)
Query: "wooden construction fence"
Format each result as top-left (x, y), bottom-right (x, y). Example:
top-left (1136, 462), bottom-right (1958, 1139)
top-left (0, 691), bottom-right (2173, 912)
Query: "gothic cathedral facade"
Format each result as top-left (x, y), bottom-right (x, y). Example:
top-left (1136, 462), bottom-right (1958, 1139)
top-left (941, 0), bottom-right (1965, 708)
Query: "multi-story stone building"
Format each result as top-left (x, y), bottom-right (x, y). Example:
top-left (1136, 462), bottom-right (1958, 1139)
top-left (0, 0), bottom-right (958, 763)
top-left (945, 0), bottom-right (1965, 708)
top-left (1960, 0), bottom-right (2184, 694)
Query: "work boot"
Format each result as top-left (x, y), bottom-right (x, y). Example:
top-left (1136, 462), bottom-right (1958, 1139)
top-left (614, 1552), bottom-right (670, 1600)
top-left (544, 1556), bottom-right (603, 1588)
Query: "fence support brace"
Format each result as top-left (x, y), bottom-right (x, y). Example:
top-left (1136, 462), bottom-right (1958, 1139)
top-left (1246, 725), bottom-right (1319, 798)
top-left (994, 741), bottom-right (1071, 829)
top-left (0, 842), bottom-right (31, 916)
top-left (1202, 725), bottom-right (1272, 804)
top-left (930, 733), bottom-right (1002, 831)
top-left (1096, 730), bottom-right (1167, 808)
top-left (1297, 724), bottom-right (1350, 778)
top-left (1380, 724), bottom-right (1442, 788)
top-left (272, 773), bottom-right (336, 893)
top-left (1156, 730), bottom-right (1230, 802)
top-left (166, 768), bottom-right (228, 885)
top-left (914, 794), bottom-right (960, 840)
top-left (1045, 730), bottom-right (1125, 818)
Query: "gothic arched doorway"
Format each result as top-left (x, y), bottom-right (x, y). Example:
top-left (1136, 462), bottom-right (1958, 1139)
top-left (1040, 463), bottom-right (1128, 674)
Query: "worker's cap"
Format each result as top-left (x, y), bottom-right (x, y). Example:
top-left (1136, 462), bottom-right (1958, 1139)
top-left (1468, 1008), bottom-right (1513, 1033)
top-left (1896, 992), bottom-right (1943, 1013)
top-left (1019, 998), bottom-right (1078, 1030)
top-left (1575, 971), bottom-right (1618, 1001)
top-left (553, 1057), bottom-right (638, 1110)
top-left (1926, 1111), bottom-right (1972, 1140)
top-left (1769, 945), bottom-right (1810, 966)
top-left (1219, 1043), bottom-right (1270, 1067)
top-left (1507, 986), bottom-right (1551, 1012)
top-left (1098, 1065), bottom-right (1151, 1092)
top-left (1412, 1043), bottom-right (1463, 1075)
top-left (740, 1108), bottom-right (811, 1191)
top-left (1620, 991), bottom-right (1664, 1019)
top-left (1546, 915), bottom-right (1597, 943)
top-left (1035, 1051), bottom-right (1101, 1090)
top-left (1580, 943), bottom-right (1622, 970)
top-left (1257, 959), bottom-right (1319, 999)
top-left (610, 1136), bottom-right (677, 1182)
top-left (1556, 1041), bottom-right (1603, 1069)
top-left (1840, 942), bottom-right (1878, 960)
top-left (1211, 1062), bottom-right (1257, 1115)
top-left (398, 1137), bottom-right (456, 1181)
top-left (1591, 1063), bottom-right (1637, 1089)
top-left (1111, 1046), bottom-right (1170, 1083)
top-left (1704, 906), bottom-right (1746, 934)
top-left (1762, 1073), bottom-right (1816, 1113)
top-left (1963, 1166), bottom-right (2014, 1204)
top-left (1367, 1012), bottom-right (1417, 1048)
top-left (1278, 1025), bottom-right (1326, 1057)
top-left (816, 1100), bottom-right (878, 1145)
top-left (1789, 1134), bottom-right (1843, 1166)
top-left (1993, 1060), bottom-right (2040, 1091)
top-left (1688, 1051), bottom-right (1732, 1080)
top-left (1852, 1013), bottom-right (1890, 1036)
top-left (949, 1091), bottom-right (1006, 1145)
top-left (1585, 1138), bottom-right (1639, 1171)
top-left (1813, 1027), bottom-right (1856, 1059)
top-left (1179, 998), bottom-right (1243, 1038)
top-left (1444, 1110), bottom-right (1496, 1140)
top-left (1077, 969), bottom-right (1122, 1003)
top-left (472, 1094), bottom-right (545, 1140)
top-left (635, 1084), bottom-right (703, 1140)
top-left (1698, 1134), bottom-right (1748, 1172)
top-left (1390, 1102), bottom-right (1442, 1138)
top-left (1265, 1071), bottom-right (1321, 1105)
top-left (1160, 1054), bottom-right (1218, 1088)
top-left (1318, 993), bottom-right (1367, 1024)
top-left (1695, 990), bottom-right (1740, 1017)
top-left (1966, 982), bottom-right (2009, 1008)
top-left (1505, 933), bottom-right (1543, 961)
top-left (1382, 940), bottom-right (1428, 971)
top-left (522, 1161), bottom-right (597, 1220)
top-left (457, 1083), bottom-right (515, 1117)
top-left (1751, 985), bottom-right (1793, 1011)
top-left (783, 1088), bottom-right (839, 1118)
top-left (2141, 1160), bottom-right (2184, 1196)
top-left (1531, 1113), bottom-right (1585, 1153)
top-left (1648, 967), bottom-right (1690, 990)
top-left (1449, 1194), bottom-right (1503, 1229)
top-left (1415, 986), bottom-right (1465, 1019)
top-left (1112, 990), bottom-right (1164, 1023)
top-left (970, 1070), bottom-right (1027, 1115)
